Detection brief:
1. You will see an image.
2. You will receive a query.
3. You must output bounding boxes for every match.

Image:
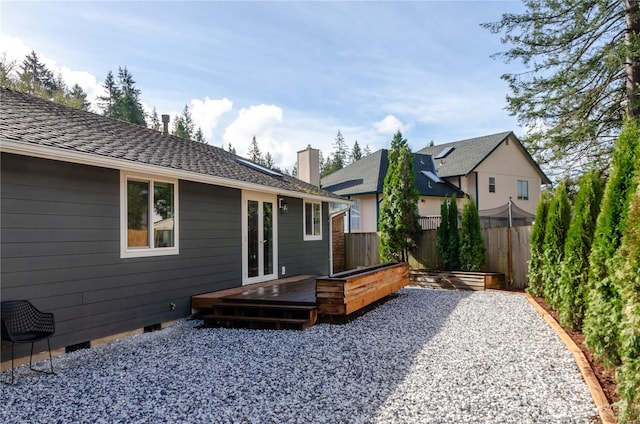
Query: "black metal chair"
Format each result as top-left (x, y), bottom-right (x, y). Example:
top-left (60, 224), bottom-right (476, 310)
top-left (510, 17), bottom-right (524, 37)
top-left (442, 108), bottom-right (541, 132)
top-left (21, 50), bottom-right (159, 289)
top-left (1, 300), bottom-right (55, 384)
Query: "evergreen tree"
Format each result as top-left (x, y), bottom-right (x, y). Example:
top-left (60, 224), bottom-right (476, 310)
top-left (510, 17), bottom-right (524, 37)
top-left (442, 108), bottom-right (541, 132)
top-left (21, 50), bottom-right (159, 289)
top-left (584, 121), bottom-right (640, 368)
top-left (351, 140), bottom-right (362, 163)
top-left (227, 143), bottom-right (237, 155)
top-left (484, 1), bottom-right (640, 177)
top-left (172, 105), bottom-right (195, 140)
top-left (379, 131), bottom-right (420, 262)
top-left (67, 83), bottom-right (90, 111)
top-left (363, 144), bottom-right (371, 157)
top-left (527, 193), bottom-right (551, 296)
top-left (17, 50), bottom-right (58, 96)
top-left (459, 198), bottom-right (485, 272)
top-left (117, 67), bottom-right (146, 126)
top-left (332, 130), bottom-right (348, 170)
top-left (248, 136), bottom-right (264, 165)
top-left (149, 108), bottom-right (161, 131)
top-left (437, 196), bottom-right (461, 270)
top-left (264, 152), bottom-right (274, 168)
top-left (194, 127), bottom-right (206, 143)
top-left (615, 169), bottom-right (640, 423)
top-left (557, 170), bottom-right (603, 330)
top-left (98, 70), bottom-right (121, 118)
top-left (541, 181), bottom-right (572, 310)
top-left (0, 54), bottom-right (17, 89)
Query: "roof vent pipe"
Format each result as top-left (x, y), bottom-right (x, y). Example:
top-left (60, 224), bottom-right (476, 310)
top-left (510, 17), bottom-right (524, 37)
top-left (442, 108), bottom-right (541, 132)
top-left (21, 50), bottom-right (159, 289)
top-left (161, 114), bottom-right (170, 135)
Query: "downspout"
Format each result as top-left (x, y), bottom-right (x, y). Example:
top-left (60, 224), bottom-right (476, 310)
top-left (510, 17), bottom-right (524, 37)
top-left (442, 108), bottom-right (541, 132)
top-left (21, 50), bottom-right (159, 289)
top-left (376, 193), bottom-right (381, 232)
top-left (474, 172), bottom-right (479, 210)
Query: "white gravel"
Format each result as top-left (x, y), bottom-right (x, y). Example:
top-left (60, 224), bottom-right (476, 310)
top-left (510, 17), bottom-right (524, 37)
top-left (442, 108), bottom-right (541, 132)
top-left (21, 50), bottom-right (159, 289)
top-left (0, 288), bottom-right (598, 423)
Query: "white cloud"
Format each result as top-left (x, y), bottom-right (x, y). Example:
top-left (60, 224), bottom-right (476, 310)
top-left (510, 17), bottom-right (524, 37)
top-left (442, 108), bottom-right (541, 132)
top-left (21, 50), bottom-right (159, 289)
top-left (374, 115), bottom-right (407, 134)
top-left (190, 97), bottom-right (233, 142)
top-left (223, 104), bottom-right (284, 156)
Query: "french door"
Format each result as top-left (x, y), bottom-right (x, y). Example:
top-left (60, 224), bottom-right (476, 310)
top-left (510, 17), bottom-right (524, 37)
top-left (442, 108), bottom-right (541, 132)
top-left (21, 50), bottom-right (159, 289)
top-left (242, 192), bottom-right (277, 285)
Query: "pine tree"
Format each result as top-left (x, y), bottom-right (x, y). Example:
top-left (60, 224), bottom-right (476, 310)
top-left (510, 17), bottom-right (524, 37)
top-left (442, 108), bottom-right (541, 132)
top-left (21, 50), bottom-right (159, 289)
top-left (527, 193), bottom-right (551, 296)
top-left (615, 166), bottom-right (640, 423)
top-left (227, 143), bottom-right (237, 155)
top-left (0, 54), bottom-right (17, 89)
top-left (67, 84), bottom-right (90, 111)
top-left (117, 67), bottom-right (146, 126)
top-left (17, 50), bottom-right (57, 96)
top-left (363, 144), bottom-right (371, 157)
top-left (98, 70), bottom-right (121, 118)
top-left (248, 136), bottom-right (264, 165)
top-left (264, 152), bottom-right (274, 168)
top-left (557, 170), bottom-right (603, 330)
top-left (379, 131), bottom-right (420, 262)
top-left (332, 130), bottom-right (348, 170)
top-left (149, 108), bottom-right (161, 131)
top-left (484, 1), bottom-right (640, 177)
top-left (172, 105), bottom-right (195, 140)
top-left (194, 127), bottom-right (206, 143)
top-left (351, 140), bottom-right (362, 163)
top-left (584, 121), bottom-right (640, 368)
top-left (459, 198), bottom-right (485, 272)
top-left (541, 181), bottom-right (572, 310)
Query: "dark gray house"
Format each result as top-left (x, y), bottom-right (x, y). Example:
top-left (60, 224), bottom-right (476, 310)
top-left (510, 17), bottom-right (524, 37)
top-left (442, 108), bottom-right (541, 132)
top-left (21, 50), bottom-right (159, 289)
top-left (321, 149), bottom-right (463, 232)
top-left (1, 88), bottom-right (346, 360)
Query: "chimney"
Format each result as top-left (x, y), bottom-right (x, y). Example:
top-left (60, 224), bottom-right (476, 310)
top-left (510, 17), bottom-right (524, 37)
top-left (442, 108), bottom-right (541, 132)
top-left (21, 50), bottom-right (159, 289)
top-left (297, 145), bottom-right (320, 187)
top-left (161, 114), bottom-right (170, 135)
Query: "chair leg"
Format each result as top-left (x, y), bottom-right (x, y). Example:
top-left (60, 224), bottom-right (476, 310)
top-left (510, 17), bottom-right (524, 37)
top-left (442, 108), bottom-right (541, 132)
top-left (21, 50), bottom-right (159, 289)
top-left (2, 342), bottom-right (15, 385)
top-left (29, 339), bottom-right (55, 375)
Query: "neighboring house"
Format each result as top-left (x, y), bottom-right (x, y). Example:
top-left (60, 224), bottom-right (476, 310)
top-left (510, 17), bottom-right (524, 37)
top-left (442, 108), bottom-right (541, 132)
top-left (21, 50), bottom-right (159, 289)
top-left (0, 88), bottom-right (346, 359)
top-left (321, 149), bottom-right (464, 233)
top-left (417, 131), bottom-right (551, 217)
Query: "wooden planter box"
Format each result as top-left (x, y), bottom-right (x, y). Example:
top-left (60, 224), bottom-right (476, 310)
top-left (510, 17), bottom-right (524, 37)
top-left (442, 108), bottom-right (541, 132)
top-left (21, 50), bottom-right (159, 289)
top-left (316, 262), bottom-right (409, 316)
top-left (410, 270), bottom-right (505, 291)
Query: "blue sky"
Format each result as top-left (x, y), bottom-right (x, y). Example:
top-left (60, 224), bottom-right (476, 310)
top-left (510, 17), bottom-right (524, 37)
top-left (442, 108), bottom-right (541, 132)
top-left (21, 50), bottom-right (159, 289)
top-left (1, 1), bottom-right (525, 172)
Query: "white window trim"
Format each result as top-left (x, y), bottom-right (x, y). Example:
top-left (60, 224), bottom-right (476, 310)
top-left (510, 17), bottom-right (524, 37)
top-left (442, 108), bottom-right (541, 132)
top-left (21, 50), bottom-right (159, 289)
top-left (517, 179), bottom-right (529, 201)
top-left (120, 171), bottom-right (179, 258)
top-left (303, 200), bottom-right (322, 241)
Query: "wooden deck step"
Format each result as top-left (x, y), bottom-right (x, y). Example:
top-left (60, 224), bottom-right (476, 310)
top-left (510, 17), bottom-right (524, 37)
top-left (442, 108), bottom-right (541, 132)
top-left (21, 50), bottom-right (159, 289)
top-left (201, 302), bottom-right (317, 331)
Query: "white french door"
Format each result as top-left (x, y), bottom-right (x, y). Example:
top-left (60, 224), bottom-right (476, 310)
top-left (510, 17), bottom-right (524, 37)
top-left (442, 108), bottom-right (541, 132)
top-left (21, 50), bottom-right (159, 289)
top-left (242, 192), bottom-right (278, 285)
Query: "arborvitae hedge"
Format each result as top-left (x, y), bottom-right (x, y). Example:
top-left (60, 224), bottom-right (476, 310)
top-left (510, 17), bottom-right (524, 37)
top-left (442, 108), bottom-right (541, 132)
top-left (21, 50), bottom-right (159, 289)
top-left (584, 122), bottom-right (640, 369)
top-left (541, 181), bottom-right (571, 310)
top-left (615, 173), bottom-right (640, 423)
top-left (527, 193), bottom-right (551, 297)
top-left (459, 198), bottom-right (485, 271)
top-left (437, 196), bottom-right (460, 270)
top-left (557, 170), bottom-right (603, 330)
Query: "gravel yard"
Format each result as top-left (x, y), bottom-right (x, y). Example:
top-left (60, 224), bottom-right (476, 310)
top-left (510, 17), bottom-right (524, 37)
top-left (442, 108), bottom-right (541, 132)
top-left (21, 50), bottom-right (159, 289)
top-left (0, 288), bottom-right (598, 423)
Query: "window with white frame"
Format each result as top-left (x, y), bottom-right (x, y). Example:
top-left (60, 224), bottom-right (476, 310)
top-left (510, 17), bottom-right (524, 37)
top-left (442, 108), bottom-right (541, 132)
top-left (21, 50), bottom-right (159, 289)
top-left (489, 177), bottom-right (496, 193)
top-left (350, 198), bottom-right (361, 230)
top-left (517, 179), bottom-right (529, 201)
top-left (303, 201), bottom-right (322, 240)
top-left (121, 172), bottom-right (179, 257)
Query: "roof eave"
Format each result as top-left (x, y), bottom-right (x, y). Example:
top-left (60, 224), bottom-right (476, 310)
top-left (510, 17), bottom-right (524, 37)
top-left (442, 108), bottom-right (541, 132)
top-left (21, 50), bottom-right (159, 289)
top-left (1, 139), bottom-right (350, 205)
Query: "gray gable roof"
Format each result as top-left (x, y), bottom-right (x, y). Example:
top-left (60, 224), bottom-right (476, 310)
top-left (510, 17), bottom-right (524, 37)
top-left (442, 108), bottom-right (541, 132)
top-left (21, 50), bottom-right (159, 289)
top-left (321, 148), bottom-right (463, 198)
top-left (418, 131), bottom-right (551, 184)
top-left (0, 88), bottom-right (344, 201)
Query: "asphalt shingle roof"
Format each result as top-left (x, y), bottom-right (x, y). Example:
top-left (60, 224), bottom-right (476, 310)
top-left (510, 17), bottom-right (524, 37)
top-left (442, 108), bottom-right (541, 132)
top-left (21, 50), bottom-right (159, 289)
top-left (321, 149), bottom-right (463, 198)
top-left (0, 88), bottom-right (343, 201)
top-left (417, 131), bottom-right (550, 184)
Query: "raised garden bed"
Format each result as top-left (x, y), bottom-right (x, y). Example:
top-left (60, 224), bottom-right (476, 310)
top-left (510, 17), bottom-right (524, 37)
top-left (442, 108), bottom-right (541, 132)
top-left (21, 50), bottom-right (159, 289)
top-left (410, 270), bottom-right (505, 291)
top-left (316, 262), bottom-right (409, 316)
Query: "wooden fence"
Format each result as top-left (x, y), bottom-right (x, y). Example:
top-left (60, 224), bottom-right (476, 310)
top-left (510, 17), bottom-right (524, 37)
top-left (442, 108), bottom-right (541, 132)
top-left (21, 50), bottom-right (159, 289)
top-left (344, 225), bottom-right (532, 289)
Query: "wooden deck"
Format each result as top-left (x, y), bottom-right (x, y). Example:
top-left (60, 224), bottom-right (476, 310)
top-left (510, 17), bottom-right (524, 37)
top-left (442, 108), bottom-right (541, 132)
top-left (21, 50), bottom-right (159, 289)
top-left (192, 265), bottom-right (410, 330)
top-left (191, 275), bottom-right (318, 330)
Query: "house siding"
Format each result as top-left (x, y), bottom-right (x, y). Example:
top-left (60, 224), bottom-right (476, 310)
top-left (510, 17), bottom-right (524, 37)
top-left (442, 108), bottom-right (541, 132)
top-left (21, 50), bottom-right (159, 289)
top-left (1, 154), bottom-right (243, 358)
top-left (278, 197), bottom-right (329, 277)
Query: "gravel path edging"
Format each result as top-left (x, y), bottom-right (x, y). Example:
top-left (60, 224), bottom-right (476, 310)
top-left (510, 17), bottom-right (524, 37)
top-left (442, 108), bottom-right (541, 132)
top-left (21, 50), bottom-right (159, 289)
top-left (524, 293), bottom-right (616, 424)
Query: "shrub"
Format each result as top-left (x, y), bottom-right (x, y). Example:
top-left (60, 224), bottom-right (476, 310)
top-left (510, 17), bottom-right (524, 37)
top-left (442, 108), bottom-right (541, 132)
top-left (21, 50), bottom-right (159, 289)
top-left (459, 198), bottom-right (485, 271)
top-left (437, 196), bottom-right (460, 270)
top-left (557, 170), bottom-right (603, 330)
top-left (615, 176), bottom-right (640, 423)
top-left (527, 193), bottom-right (551, 296)
top-left (541, 181), bottom-right (571, 310)
top-left (584, 121), bottom-right (640, 368)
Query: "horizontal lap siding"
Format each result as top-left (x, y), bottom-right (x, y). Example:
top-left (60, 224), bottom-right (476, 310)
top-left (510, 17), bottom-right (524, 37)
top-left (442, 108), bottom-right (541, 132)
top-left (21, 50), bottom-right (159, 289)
top-left (1, 154), bottom-right (241, 358)
top-left (278, 197), bottom-right (330, 277)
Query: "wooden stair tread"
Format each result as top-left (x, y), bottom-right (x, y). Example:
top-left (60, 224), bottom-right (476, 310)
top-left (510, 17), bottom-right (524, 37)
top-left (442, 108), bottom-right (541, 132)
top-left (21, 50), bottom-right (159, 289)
top-left (214, 302), bottom-right (316, 310)
top-left (204, 314), bottom-right (311, 324)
